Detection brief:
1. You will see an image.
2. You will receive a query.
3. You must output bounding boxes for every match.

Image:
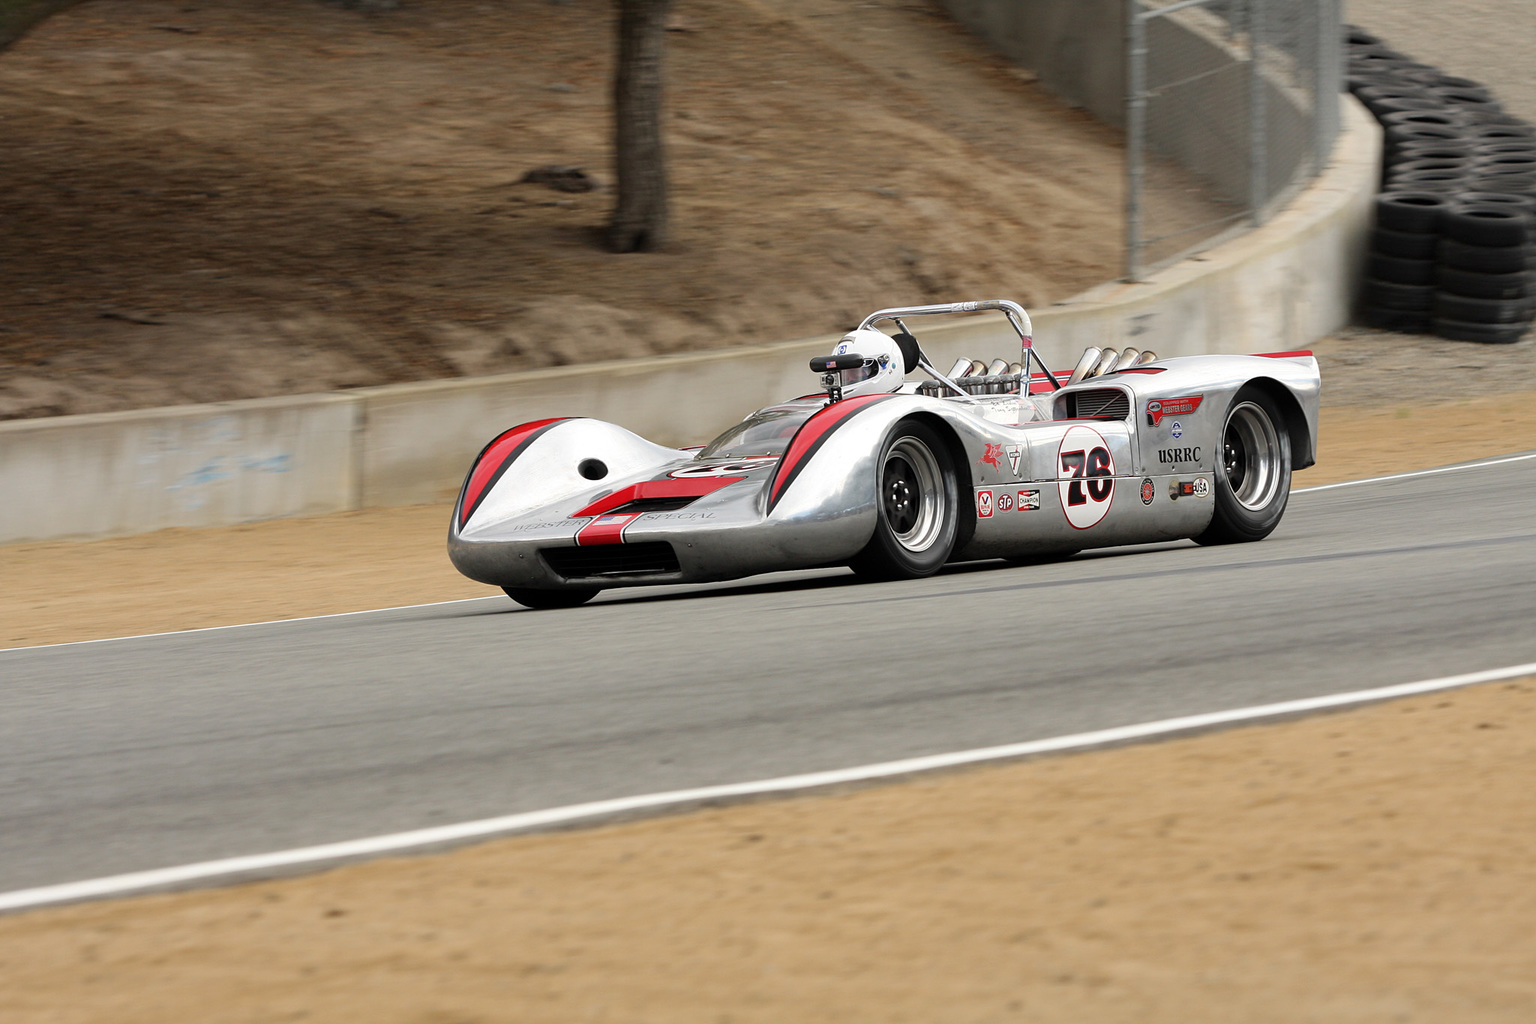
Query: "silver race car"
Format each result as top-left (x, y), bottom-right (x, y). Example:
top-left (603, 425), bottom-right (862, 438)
top-left (449, 300), bottom-right (1320, 608)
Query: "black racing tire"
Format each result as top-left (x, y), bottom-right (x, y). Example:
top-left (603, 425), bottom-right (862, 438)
top-left (1370, 227), bottom-right (1438, 260)
top-left (1387, 169), bottom-right (1469, 192)
top-left (1391, 157), bottom-right (1475, 176)
top-left (1437, 238), bottom-right (1534, 274)
top-left (503, 586), bottom-right (600, 609)
top-left (1432, 291), bottom-right (1534, 324)
top-left (1381, 110), bottom-right (1465, 131)
top-left (1471, 124), bottom-right (1536, 145)
top-left (1374, 191), bottom-right (1450, 234)
top-left (1364, 278), bottom-right (1434, 311)
top-left (1194, 387), bottom-right (1292, 546)
top-left (1431, 317), bottom-right (1532, 344)
top-left (1457, 191), bottom-right (1536, 215)
top-left (849, 419), bottom-right (959, 580)
top-left (1440, 205), bottom-right (1532, 248)
top-left (1367, 253), bottom-right (1436, 285)
top-left (1362, 305), bottom-right (1432, 334)
top-left (1434, 265), bottom-right (1532, 300)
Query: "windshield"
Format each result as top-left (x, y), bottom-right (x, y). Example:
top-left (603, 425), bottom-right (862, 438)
top-left (697, 404), bottom-right (816, 460)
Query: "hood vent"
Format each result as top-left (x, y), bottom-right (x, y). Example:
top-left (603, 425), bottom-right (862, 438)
top-left (1056, 388), bottom-right (1130, 421)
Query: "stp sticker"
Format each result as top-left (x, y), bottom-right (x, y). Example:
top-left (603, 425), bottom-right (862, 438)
top-left (997, 492), bottom-right (1015, 513)
top-left (980, 443), bottom-right (1004, 471)
top-left (1193, 476), bottom-right (1211, 498)
top-left (1146, 395), bottom-right (1203, 426)
top-left (1018, 489), bottom-right (1041, 511)
top-left (977, 489), bottom-right (994, 518)
top-left (1140, 478), bottom-right (1155, 505)
top-left (1006, 444), bottom-right (1023, 476)
top-left (1056, 424), bottom-right (1114, 530)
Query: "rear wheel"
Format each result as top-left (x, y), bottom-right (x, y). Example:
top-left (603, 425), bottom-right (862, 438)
top-left (504, 586), bottom-right (600, 609)
top-left (1194, 387), bottom-right (1292, 545)
top-left (850, 419), bottom-right (958, 580)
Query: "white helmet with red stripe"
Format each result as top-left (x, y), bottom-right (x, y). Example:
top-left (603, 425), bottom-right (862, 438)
top-left (827, 329), bottom-right (906, 398)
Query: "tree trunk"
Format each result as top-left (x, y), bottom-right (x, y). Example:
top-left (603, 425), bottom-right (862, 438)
top-left (607, 0), bottom-right (672, 253)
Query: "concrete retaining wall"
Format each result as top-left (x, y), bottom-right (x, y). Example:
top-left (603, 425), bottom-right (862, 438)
top-left (0, 102), bottom-right (1379, 543)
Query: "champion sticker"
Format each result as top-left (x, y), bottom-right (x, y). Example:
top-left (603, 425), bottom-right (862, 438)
top-left (1146, 396), bottom-right (1203, 426)
top-left (1056, 424), bottom-right (1114, 530)
top-left (1006, 444), bottom-right (1023, 476)
top-left (977, 489), bottom-right (994, 518)
top-left (1140, 478), bottom-right (1155, 505)
top-left (1018, 489), bottom-right (1041, 511)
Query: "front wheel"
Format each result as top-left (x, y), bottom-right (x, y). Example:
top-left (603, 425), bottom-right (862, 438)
top-left (850, 419), bottom-right (959, 580)
top-left (1194, 386), bottom-right (1291, 545)
top-left (504, 586), bottom-right (600, 609)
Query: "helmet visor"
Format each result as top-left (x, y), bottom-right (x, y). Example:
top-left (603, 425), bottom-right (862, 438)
top-left (838, 358), bottom-right (879, 387)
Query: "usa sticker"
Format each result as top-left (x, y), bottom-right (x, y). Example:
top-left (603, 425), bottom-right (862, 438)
top-left (997, 492), bottom-right (1015, 513)
top-left (1146, 396), bottom-right (1203, 426)
top-left (1140, 478), bottom-right (1155, 505)
top-left (977, 489), bottom-right (994, 518)
top-left (1192, 476), bottom-right (1210, 498)
top-left (1018, 489), bottom-right (1041, 511)
top-left (1006, 444), bottom-right (1023, 476)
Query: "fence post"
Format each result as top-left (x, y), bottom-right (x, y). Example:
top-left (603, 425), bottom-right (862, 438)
top-left (1247, 0), bottom-right (1267, 225)
top-left (1125, 0), bottom-right (1147, 282)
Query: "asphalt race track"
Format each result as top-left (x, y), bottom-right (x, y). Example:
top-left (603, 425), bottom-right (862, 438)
top-left (3, 455), bottom-right (1535, 896)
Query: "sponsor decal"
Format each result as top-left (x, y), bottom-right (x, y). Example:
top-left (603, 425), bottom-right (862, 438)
top-left (980, 443), bottom-right (1004, 471)
top-left (1140, 478), bottom-right (1155, 505)
top-left (1157, 446), bottom-right (1202, 465)
top-left (977, 489), bottom-right (994, 518)
top-left (997, 492), bottom-right (1015, 513)
top-left (508, 519), bottom-right (577, 532)
top-left (575, 511), bottom-right (644, 546)
top-left (670, 457), bottom-right (778, 478)
top-left (1056, 424), bottom-right (1114, 530)
top-left (1145, 395), bottom-right (1203, 426)
top-left (644, 512), bottom-right (718, 521)
top-left (1018, 489), bottom-right (1041, 511)
top-left (1170, 421), bottom-right (1183, 440)
top-left (1193, 476), bottom-right (1210, 498)
top-left (1006, 444), bottom-right (1023, 476)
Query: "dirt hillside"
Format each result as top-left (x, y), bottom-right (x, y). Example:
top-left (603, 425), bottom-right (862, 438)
top-left (0, 0), bottom-right (1176, 420)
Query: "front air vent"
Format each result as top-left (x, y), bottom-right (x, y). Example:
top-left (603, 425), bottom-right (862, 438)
top-left (600, 497), bottom-right (697, 515)
top-left (541, 542), bottom-right (681, 580)
top-left (1056, 387), bottom-right (1130, 420)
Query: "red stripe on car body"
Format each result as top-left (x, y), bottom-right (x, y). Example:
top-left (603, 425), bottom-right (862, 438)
top-left (571, 477), bottom-right (744, 519)
top-left (1257, 350), bottom-right (1314, 358)
top-left (768, 394), bottom-right (893, 511)
top-left (458, 418), bottom-right (570, 528)
top-left (575, 513), bottom-right (644, 546)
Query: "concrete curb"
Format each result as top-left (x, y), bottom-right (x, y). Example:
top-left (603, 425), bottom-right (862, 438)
top-left (0, 101), bottom-right (1379, 544)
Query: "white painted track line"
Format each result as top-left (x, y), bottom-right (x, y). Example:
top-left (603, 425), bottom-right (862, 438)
top-left (5, 450), bottom-right (1532, 655)
top-left (3, 660), bottom-right (1532, 914)
top-left (1292, 450), bottom-right (1536, 494)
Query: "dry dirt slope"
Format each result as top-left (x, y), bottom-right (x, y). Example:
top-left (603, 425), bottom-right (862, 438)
top-left (0, 0), bottom-right (1167, 420)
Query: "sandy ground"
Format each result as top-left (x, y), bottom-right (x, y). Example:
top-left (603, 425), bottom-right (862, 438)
top-left (0, 0), bottom-right (1226, 421)
top-left (2, 675), bottom-right (1532, 1023)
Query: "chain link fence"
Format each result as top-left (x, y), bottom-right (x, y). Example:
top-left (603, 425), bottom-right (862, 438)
top-left (1126, 0), bottom-right (1341, 278)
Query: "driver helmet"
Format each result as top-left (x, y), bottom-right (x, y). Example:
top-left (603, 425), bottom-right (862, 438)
top-left (827, 329), bottom-right (906, 398)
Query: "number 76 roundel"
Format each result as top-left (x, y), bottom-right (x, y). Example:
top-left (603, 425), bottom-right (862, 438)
top-left (1057, 424), bottom-right (1115, 529)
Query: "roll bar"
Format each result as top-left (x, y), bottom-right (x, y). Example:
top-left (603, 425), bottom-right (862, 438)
top-left (856, 299), bottom-right (1058, 399)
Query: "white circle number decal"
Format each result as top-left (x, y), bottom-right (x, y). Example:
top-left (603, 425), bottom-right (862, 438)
top-left (1057, 424), bottom-right (1115, 529)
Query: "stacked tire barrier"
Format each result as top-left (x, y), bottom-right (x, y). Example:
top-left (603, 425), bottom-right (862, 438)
top-left (1348, 26), bottom-right (1536, 344)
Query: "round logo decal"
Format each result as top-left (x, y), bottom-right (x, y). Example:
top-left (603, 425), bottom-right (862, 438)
top-left (1192, 476), bottom-right (1210, 498)
top-left (670, 456), bottom-right (778, 478)
top-left (1056, 424), bottom-right (1115, 530)
top-left (1170, 421), bottom-right (1183, 440)
top-left (1140, 478), bottom-right (1155, 505)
